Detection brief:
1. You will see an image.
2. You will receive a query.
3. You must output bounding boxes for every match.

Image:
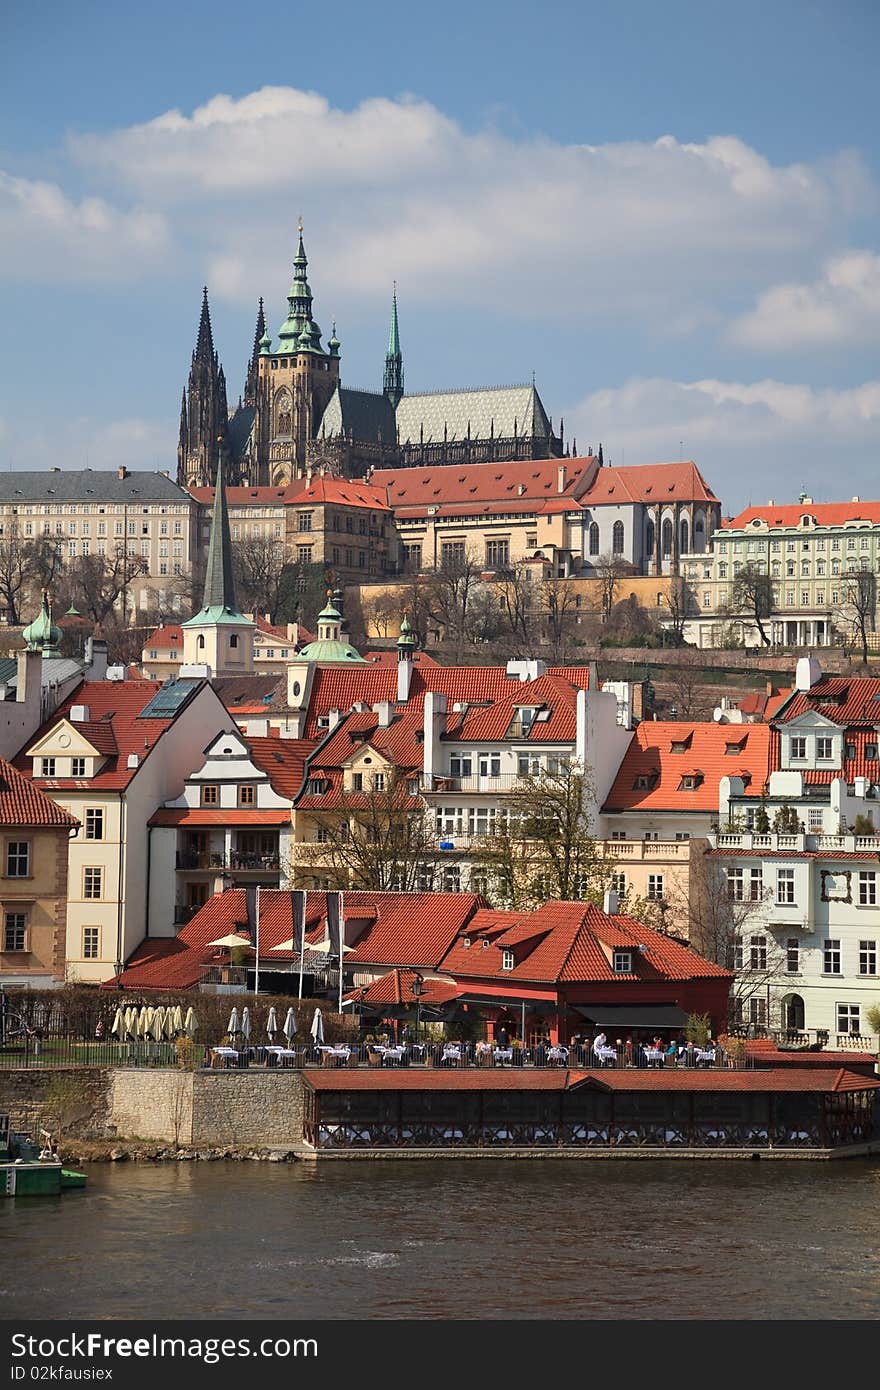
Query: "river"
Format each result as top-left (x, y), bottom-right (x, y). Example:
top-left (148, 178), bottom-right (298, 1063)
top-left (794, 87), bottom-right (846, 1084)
top-left (3, 1160), bottom-right (880, 1319)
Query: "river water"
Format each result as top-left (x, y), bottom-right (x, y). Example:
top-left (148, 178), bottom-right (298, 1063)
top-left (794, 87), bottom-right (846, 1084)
top-left (3, 1160), bottom-right (880, 1320)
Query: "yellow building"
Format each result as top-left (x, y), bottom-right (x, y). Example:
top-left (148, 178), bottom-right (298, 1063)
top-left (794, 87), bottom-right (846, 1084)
top-left (0, 757), bottom-right (77, 987)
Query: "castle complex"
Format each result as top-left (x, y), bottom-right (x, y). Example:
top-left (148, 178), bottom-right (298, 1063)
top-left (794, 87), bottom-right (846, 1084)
top-left (177, 222), bottom-right (564, 489)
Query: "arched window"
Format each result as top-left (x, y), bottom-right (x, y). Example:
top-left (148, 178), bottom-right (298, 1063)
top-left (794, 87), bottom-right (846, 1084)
top-left (694, 512), bottom-right (705, 550)
top-left (230, 634), bottom-right (239, 649)
top-left (662, 518), bottom-right (673, 558)
top-left (197, 634), bottom-right (205, 650)
top-left (680, 518), bottom-right (689, 554)
top-left (612, 520), bottom-right (624, 555)
top-left (646, 519), bottom-right (655, 558)
top-left (274, 389), bottom-right (292, 436)
top-left (588, 522), bottom-right (600, 556)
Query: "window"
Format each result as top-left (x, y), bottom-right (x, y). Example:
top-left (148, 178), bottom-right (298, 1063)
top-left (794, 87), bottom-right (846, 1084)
top-left (40, 757), bottom-right (56, 777)
top-left (5, 841), bottom-right (30, 877)
top-left (823, 938), bottom-right (841, 975)
top-left (611, 872), bottom-right (627, 897)
top-left (790, 737), bottom-right (807, 760)
top-left (501, 950), bottom-right (514, 972)
top-left (373, 773), bottom-right (385, 791)
top-left (441, 542), bottom-right (465, 567)
top-left (82, 927), bottom-right (100, 960)
top-left (84, 808), bottom-right (104, 841)
top-left (816, 737), bottom-right (833, 760)
top-left (297, 546), bottom-right (313, 565)
top-left (647, 873), bottom-right (665, 900)
top-left (83, 867), bottom-right (103, 900)
top-left (740, 996), bottom-right (767, 1027)
top-left (449, 755), bottom-right (472, 779)
top-left (733, 936), bottom-right (743, 971)
top-left (643, 830), bottom-right (659, 841)
top-left (776, 869), bottom-right (795, 904)
top-left (612, 520), bottom-right (625, 555)
top-left (836, 1003), bottom-right (861, 1035)
top-left (352, 773), bottom-right (363, 792)
top-left (727, 867), bottom-right (744, 901)
top-left (298, 512), bottom-right (313, 532)
top-left (485, 539), bottom-right (509, 568)
top-left (238, 785), bottom-right (255, 807)
top-left (808, 808), bottom-right (823, 831)
top-left (610, 830), bottom-right (626, 841)
top-left (68, 755), bottom-right (87, 778)
top-left (441, 866), bottom-right (461, 892)
top-left (786, 938), bottom-right (800, 973)
top-left (859, 940), bottom-right (876, 976)
top-left (3, 913), bottom-right (27, 951)
top-left (858, 871), bottom-right (876, 906)
top-left (588, 522), bottom-right (599, 555)
top-left (612, 951), bottom-right (633, 973)
top-left (750, 867), bottom-right (764, 903)
top-left (229, 635), bottom-right (238, 650)
top-left (749, 935), bottom-right (767, 971)
top-left (201, 785), bottom-right (219, 806)
top-left (479, 754), bottom-right (501, 778)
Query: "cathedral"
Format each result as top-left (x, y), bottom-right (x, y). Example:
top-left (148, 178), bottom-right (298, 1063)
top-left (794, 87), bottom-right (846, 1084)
top-left (177, 222), bottom-right (564, 489)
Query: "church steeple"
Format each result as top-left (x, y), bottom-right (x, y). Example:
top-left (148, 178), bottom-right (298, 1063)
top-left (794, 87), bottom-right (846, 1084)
top-left (243, 298), bottom-right (265, 408)
top-left (180, 451), bottom-right (255, 674)
top-left (200, 452), bottom-right (242, 617)
top-left (383, 283), bottom-right (404, 409)
top-left (277, 219), bottom-right (323, 354)
top-left (177, 286), bottom-right (230, 488)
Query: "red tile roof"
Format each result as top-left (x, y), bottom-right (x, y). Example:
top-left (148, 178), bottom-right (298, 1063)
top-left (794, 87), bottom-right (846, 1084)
top-left (303, 1067), bottom-right (879, 1094)
top-left (305, 1069), bottom-right (576, 1092)
top-left (111, 889), bottom-right (482, 990)
top-left (148, 808), bottom-right (291, 827)
top-left (583, 461), bottom-right (719, 506)
top-left (246, 736), bottom-right (317, 799)
top-left (439, 900), bottom-right (732, 986)
top-left (344, 968), bottom-right (460, 1007)
top-left (603, 721), bottom-right (773, 812)
top-left (774, 676), bottom-right (880, 728)
top-left (723, 501), bottom-right (880, 530)
top-left (373, 457), bottom-right (599, 521)
top-left (13, 680), bottom-right (198, 791)
top-left (0, 757), bottom-right (78, 829)
top-left (142, 626), bottom-right (184, 652)
top-left (188, 479), bottom-right (390, 512)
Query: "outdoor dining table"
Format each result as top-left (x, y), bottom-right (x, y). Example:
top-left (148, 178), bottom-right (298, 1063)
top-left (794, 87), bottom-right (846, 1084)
top-left (694, 1048), bottom-right (717, 1067)
top-left (592, 1046), bottom-right (618, 1066)
top-left (373, 1045), bottom-right (406, 1065)
top-left (643, 1047), bottom-right (665, 1067)
top-left (317, 1045), bottom-right (351, 1067)
top-left (265, 1046), bottom-right (300, 1067)
top-left (441, 1045), bottom-right (462, 1065)
top-left (211, 1046), bottom-right (242, 1069)
top-left (547, 1045), bottom-right (569, 1063)
top-left (493, 1048), bottom-right (513, 1065)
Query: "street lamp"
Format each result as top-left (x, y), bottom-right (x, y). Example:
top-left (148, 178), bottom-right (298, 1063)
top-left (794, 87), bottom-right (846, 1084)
top-left (410, 971), bottom-right (425, 1044)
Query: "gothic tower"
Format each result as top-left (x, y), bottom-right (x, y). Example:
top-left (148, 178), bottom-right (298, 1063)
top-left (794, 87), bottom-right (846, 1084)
top-left (177, 288), bottom-right (230, 488)
top-left (243, 298), bottom-right (265, 409)
top-left (383, 284), bottom-right (404, 409)
top-left (253, 220), bottom-right (340, 485)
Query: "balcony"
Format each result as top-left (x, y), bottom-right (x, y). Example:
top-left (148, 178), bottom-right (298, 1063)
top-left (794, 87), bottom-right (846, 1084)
top-left (711, 831), bottom-right (878, 855)
top-left (428, 773), bottom-right (520, 793)
top-left (605, 840), bottom-right (694, 861)
top-left (176, 850), bottom-right (281, 873)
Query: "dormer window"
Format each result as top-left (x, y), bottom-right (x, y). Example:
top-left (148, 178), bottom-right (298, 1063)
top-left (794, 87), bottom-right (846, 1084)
top-left (678, 773), bottom-right (704, 791)
top-left (612, 950), bottom-right (633, 973)
top-left (791, 737), bottom-right (807, 760)
top-left (39, 758), bottom-right (56, 777)
top-left (71, 757), bottom-right (87, 777)
top-left (462, 937), bottom-right (471, 949)
top-left (480, 938), bottom-right (490, 949)
top-left (501, 949), bottom-right (514, 971)
top-left (670, 733), bottom-right (693, 753)
top-left (634, 772), bottom-right (658, 790)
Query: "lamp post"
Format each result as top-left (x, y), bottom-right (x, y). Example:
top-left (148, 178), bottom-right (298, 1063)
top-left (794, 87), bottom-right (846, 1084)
top-left (410, 971), bottom-right (425, 1045)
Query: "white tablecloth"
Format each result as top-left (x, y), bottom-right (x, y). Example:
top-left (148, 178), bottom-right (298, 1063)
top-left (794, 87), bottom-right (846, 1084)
top-left (593, 1047), bottom-right (617, 1063)
top-left (493, 1049), bottom-right (513, 1062)
top-left (547, 1047), bottom-right (569, 1062)
top-left (643, 1048), bottom-right (665, 1064)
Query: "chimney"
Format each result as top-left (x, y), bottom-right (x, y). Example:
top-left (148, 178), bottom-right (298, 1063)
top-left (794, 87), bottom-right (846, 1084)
top-left (51, 467), bottom-right (61, 474)
top-left (517, 483), bottom-right (525, 496)
top-left (327, 708), bottom-right (342, 731)
top-left (557, 464), bottom-right (567, 493)
top-left (852, 495), bottom-right (861, 503)
top-left (795, 655), bottom-right (822, 692)
top-left (69, 705), bottom-right (90, 723)
top-left (603, 888), bottom-right (619, 915)
top-left (373, 700), bottom-right (393, 728)
top-left (117, 466), bottom-right (127, 481)
top-left (767, 498), bottom-right (774, 505)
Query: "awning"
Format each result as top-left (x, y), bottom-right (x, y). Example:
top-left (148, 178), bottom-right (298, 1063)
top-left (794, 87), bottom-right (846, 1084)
top-left (573, 1005), bottom-right (691, 1030)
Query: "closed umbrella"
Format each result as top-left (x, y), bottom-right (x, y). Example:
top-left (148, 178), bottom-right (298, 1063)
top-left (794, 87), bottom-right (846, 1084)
top-left (183, 1006), bottom-right (198, 1039)
top-left (150, 1006), bottom-right (165, 1041)
top-left (110, 1007), bottom-right (123, 1039)
top-left (227, 1006), bottom-right (239, 1041)
top-left (283, 1007), bottom-right (297, 1043)
top-left (310, 1008), bottom-right (324, 1045)
top-left (266, 1007), bottom-right (279, 1040)
top-left (163, 1007), bottom-right (176, 1041)
top-left (241, 1006), bottom-right (251, 1043)
top-left (127, 1007), bottom-right (139, 1040)
top-left (172, 1005), bottom-right (184, 1036)
top-left (139, 1006), bottom-right (151, 1040)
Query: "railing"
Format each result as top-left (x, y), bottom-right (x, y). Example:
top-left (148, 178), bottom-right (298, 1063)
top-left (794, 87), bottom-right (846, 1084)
top-left (200, 1041), bottom-right (753, 1072)
top-left (712, 831), bottom-right (879, 854)
top-left (428, 774), bottom-right (521, 793)
top-left (0, 1034), bottom-right (183, 1070)
top-left (175, 851), bottom-right (281, 872)
top-left (604, 840), bottom-right (693, 860)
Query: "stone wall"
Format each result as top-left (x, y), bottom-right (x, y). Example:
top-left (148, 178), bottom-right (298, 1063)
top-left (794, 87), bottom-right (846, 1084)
top-left (190, 1072), bottom-right (305, 1148)
top-left (108, 1070), bottom-right (195, 1145)
top-left (0, 1068), bottom-right (110, 1138)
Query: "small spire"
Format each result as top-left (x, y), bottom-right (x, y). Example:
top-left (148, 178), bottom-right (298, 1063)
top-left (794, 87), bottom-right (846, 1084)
top-left (200, 452), bottom-right (240, 614)
top-left (195, 286), bottom-right (214, 362)
top-left (383, 283), bottom-right (404, 408)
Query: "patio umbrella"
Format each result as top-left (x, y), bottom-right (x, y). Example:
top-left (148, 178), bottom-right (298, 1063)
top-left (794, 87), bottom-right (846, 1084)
top-left (183, 1006), bottom-right (198, 1039)
top-left (172, 1005), bottom-right (184, 1036)
top-left (227, 1006), bottom-right (240, 1040)
top-left (110, 1007), bottom-right (123, 1039)
top-left (283, 1007), bottom-right (297, 1042)
top-left (163, 1007), bottom-right (177, 1041)
top-left (150, 1006), bottom-right (165, 1041)
top-left (266, 1007), bottom-right (279, 1040)
top-left (310, 1008), bottom-right (324, 1045)
top-left (125, 1007), bottom-right (138, 1040)
top-left (241, 1006), bottom-right (251, 1043)
top-left (139, 1006), bottom-right (151, 1040)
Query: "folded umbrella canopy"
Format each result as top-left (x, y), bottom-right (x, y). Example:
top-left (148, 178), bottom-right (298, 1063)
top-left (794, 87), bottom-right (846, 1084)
top-left (241, 1006), bottom-right (251, 1043)
top-left (266, 1006), bottom-right (279, 1040)
top-left (110, 1007), bottom-right (123, 1039)
top-left (142, 1007), bottom-right (155, 1041)
top-left (150, 1006), bottom-right (166, 1041)
top-left (227, 1006), bottom-right (240, 1039)
top-left (172, 1005), bottom-right (184, 1036)
top-left (283, 1007), bottom-right (297, 1042)
top-left (137, 1006), bottom-right (149, 1040)
top-left (183, 1006), bottom-right (198, 1039)
top-left (310, 1008), bottom-right (324, 1045)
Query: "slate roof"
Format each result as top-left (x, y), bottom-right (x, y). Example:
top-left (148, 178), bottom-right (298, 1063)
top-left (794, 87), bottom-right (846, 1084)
top-left (395, 384), bottom-right (552, 446)
top-left (0, 470), bottom-right (189, 503)
top-left (318, 387), bottom-right (397, 444)
top-left (0, 757), bottom-right (78, 828)
top-left (227, 404), bottom-right (256, 460)
top-left (603, 722), bottom-right (773, 812)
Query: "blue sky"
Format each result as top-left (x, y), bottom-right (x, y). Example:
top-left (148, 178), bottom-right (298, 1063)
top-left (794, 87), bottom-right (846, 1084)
top-left (1, 0), bottom-right (878, 510)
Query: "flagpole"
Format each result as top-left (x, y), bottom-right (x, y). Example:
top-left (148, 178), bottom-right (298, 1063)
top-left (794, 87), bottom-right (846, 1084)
top-left (297, 890), bottom-right (305, 1000)
top-left (338, 892), bottom-right (344, 1015)
top-left (254, 884), bottom-right (260, 998)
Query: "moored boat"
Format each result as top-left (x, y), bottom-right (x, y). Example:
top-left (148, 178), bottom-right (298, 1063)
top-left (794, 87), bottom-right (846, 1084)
top-left (1, 1114), bottom-right (86, 1197)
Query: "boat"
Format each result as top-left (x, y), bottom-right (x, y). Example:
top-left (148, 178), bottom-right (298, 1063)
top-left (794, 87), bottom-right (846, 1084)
top-left (1, 1114), bottom-right (86, 1197)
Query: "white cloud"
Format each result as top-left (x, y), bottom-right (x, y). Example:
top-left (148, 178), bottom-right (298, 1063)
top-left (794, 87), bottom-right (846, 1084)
top-left (729, 250), bottom-right (880, 350)
top-left (567, 376), bottom-right (880, 508)
top-left (0, 170), bottom-right (169, 283)
top-left (0, 416), bottom-right (175, 473)
top-left (59, 86), bottom-right (875, 325)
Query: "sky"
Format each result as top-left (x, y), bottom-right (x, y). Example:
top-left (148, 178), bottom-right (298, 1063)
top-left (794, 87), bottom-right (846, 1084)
top-left (1, 0), bottom-right (878, 513)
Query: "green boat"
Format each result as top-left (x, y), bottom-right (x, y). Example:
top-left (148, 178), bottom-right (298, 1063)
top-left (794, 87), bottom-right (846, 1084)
top-left (1, 1114), bottom-right (86, 1197)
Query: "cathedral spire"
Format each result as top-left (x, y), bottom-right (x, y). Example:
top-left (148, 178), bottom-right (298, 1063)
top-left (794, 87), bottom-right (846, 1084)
top-left (383, 282), bottom-right (404, 409)
top-left (177, 287), bottom-right (229, 488)
top-left (243, 297), bottom-right (265, 408)
top-left (277, 218), bottom-right (322, 353)
top-left (195, 286), bottom-right (214, 362)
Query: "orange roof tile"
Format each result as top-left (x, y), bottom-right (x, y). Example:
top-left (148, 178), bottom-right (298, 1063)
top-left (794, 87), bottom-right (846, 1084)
top-left (603, 721), bottom-right (773, 812)
top-left (583, 461), bottom-right (719, 506)
top-left (0, 758), bottom-right (78, 829)
top-left (723, 501), bottom-right (880, 530)
top-left (373, 456), bottom-right (599, 518)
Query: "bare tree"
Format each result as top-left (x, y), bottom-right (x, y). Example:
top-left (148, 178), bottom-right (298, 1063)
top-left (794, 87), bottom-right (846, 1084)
top-left (541, 576), bottom-right (579, 661)
top-left (595, 552), bottom-right (628, 624)
top-left (661, 576), bottom-right (693, 645)
top-left (0, 524), bottom-right (31, 625)
top-left (293, 772), bottom-right (438, 892)
top-left (472, 763), bottom-right (616, 909)
top-left (422, 548), bottom-right (483, 655)
top-left (665, 650), bottom-right (705, 718)
top-left (725, 562), bottom-right (774, 646)
top-left (58, 548), bottom-right (149, 627)
top-left (360, 589), bottom-right (400, 639)
top-left (837, 570), bottom-right (876, 666)
top-left (494, 564), bottom-right (533, 645)
top-left (233, 535), bottom-right (287, 621)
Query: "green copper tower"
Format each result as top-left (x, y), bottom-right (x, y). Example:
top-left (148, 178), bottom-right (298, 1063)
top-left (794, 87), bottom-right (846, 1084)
top-left (183, 452), bottom-right (248, 626)
top-left (383, 283), bottom-right (404, 409)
